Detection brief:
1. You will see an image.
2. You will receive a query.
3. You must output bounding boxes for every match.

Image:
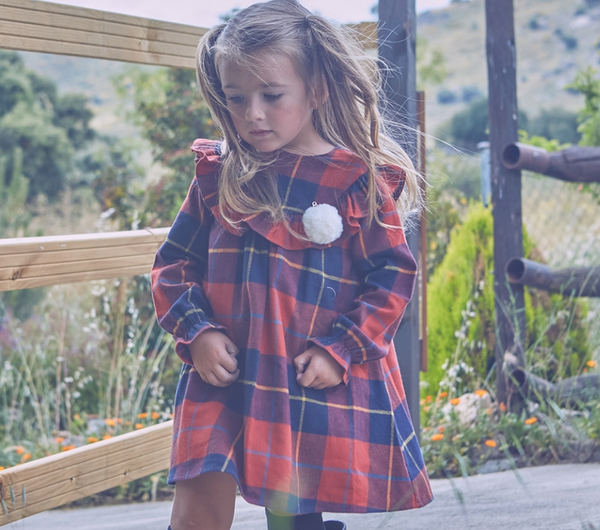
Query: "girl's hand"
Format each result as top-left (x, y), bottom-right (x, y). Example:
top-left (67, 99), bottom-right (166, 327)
top-left (294, 346), bottom-right (344, 389)
top-left (189, 330), bottom-right (240, 387)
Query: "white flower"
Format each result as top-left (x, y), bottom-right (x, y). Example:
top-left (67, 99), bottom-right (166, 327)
top-left (302, 202), bottom-right (343, 245)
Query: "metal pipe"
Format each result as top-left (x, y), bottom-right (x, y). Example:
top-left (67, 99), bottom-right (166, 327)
top-left (502, 143), bottom-right (600, 183)
top-left (506, 257), bottom-right (600, 297)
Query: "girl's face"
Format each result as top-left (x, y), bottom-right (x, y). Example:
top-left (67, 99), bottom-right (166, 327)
top-left (219, 52), bottom-right (332, 155)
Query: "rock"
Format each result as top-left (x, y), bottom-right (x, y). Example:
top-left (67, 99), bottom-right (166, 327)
top-left (477, 459), bottom-right (513, 474)
top-left (442, 392), bottom-right (493, 425)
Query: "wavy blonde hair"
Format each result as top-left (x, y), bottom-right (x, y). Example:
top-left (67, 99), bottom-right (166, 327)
top-left (196, 0), bottom-right (422, 230)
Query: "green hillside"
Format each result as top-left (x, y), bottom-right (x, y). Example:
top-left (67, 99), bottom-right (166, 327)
top-left (420, 0), bottom-right (596, 133)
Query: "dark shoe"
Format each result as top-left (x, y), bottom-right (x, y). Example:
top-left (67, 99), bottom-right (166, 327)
top-left (324, 521), bottom-right (346, 530)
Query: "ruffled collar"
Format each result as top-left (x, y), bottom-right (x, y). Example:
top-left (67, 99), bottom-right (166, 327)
top-left (191, 139), bottom-right (404, 250)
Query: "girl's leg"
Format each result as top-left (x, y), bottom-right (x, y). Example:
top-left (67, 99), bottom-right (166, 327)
top-left (170, 471), bottom-right (238, 530)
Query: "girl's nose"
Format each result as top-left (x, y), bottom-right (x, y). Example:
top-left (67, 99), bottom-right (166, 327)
top-left (245, 98), bottom-right (265, 121)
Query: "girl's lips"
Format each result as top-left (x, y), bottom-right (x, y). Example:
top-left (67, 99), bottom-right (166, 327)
top-left (249, 130), bottom-right (272, 136)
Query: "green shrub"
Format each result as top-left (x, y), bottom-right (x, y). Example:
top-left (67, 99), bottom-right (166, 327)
top-left (424, 202), bottom-right (591, 397)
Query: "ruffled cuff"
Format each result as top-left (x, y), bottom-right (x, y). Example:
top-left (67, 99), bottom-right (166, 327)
top-left (308, 336), bottom-right (352, 385)
top-left (173, 319), bottom-right (228, 365)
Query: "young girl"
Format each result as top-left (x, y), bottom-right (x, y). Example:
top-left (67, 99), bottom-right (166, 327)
top-left (151, 1), bottom-right (433, 529)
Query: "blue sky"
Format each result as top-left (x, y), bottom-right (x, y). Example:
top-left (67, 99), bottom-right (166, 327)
top-left (41, 0), bottom-right (453, 27)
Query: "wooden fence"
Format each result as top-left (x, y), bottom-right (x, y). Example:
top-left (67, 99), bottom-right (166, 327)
top-left (0, 2), bottom-right (382, 525)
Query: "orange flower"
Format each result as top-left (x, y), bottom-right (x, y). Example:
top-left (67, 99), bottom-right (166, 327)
top-left (73, 413), bottom-right (81, 421)
top-left (438, 426), bottom-right (445, 433)
top-left (116, 418), bottom-right (123, 424)
top-left (151, 412), bottom-right (161, 420)
top-left (486, 408), bottom-right (493, 415)
top-left (485, 440), bottom-right (497, 448)
top-left (102, 434), bottom-right (113, 440)
top-left (87, 436), bottom-right (99, 443)
top-left (475, 389), bottom-right (488, 397)
top-left (426, 395), bottom-right (433, 403)
top-left (0, 466), bottom-right (5, 471)
top-left (450, 398), bottom-right (460, 406)
top-left (135, 423), bottom-right (144, 430)
top-left (15, 446), bottom-right (25, 455)
top-left (524, 417), bottom-right (538, 425)
top-left (22, 453), bottom-right (32, 462)
top-left (169, 413), bottom-right (174, 418)
top-left (499, 402), bottom-right (507, 412)
top-left (61, 444), bottom-right (76, 452)
top-left (438, 391), bottom-right (449, 399)
top-left (104, 419), bottom-right (116, 427)
top-left (137, 413), bottom-right (148, 419)
top-left (587, 360), bottom-right (597, 368)
top-left (431, 434), bottom-right (444, 442)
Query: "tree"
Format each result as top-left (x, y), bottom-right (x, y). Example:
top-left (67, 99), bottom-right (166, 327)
top-left (529, 108), bottom-right (581, 146)
top-left (0, 51), bottom-right (95, 201)
top-left (114, 67), bottom-right (217, 227)
top-left (569, 67), bottom-right (600, 147)
top-left (445, 98), bottom-right (529, 151)
top-left (567, 67), bottom-right (600, 203)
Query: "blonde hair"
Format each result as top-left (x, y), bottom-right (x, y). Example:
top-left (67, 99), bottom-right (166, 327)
top-left (196, 0), bottom-right (421, 230)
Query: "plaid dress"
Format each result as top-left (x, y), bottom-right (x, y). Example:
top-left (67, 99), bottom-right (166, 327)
top-left (151, 139), bottom-right (432, 514)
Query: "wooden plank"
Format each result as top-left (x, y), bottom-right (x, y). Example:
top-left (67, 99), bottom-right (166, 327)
top-left (0, 421), bottom-right (172, 526)
top-left (0, 228), bottom-right (169, 256)
top-left (0, 254), bottom-right (154, 282)
top-left (0, 0), bottom-right (205, 36)
top-left (6, 445), bottom-right (169, 509)
top-left (485, 0), bottom-right (526, 406)
top-left (0, 242), bottom-right (162, 268)
top-left (0, 264), bottom-right (156, 291)
top-left (0, 19), bottom-right (197, 58)
top-left (0, 33), bottom-right (195, 69)
top-left (0, 4), bottom-right (202, 46)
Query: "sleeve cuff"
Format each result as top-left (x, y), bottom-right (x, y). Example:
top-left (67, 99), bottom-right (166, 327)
top-left (308, 337), bottom-right (352, 385)
top-left (174, 320), bottom-right (228, 365)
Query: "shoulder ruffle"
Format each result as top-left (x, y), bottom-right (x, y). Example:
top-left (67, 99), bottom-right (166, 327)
top-left (191, 138), bottom-right (221, 210)
top-left (190, 139), bottom-right (406, 250)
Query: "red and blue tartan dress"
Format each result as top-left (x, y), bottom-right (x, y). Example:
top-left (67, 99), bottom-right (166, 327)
top-left (151, 139), bottom-right (432, 514)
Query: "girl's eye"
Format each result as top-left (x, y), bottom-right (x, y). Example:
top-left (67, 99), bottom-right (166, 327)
top-left (264, 93), bottom-right (283, 102)
top-left (226, 96), bottom-right (244, 105)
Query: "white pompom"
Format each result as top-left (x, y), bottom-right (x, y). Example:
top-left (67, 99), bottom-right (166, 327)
top-left (302, 202), bottom-right (343, 245)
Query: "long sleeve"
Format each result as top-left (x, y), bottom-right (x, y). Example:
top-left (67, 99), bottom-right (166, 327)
top-left (308, 194), bottom-right (417, 380)
top-left (151, 178), bottom-right (226, 365)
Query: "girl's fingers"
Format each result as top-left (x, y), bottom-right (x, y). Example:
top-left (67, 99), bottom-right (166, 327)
top-left (220, 350), bottom-right (239, 373)
top-left (200, 366), bottom-right (240, 387)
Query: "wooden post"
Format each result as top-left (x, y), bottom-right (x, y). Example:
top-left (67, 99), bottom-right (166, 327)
top-left (378, 0), bottom-right (421, 435)
top-left (485, 0), bottom-right (526, 406)
top-left (417, 91), bottom-right (428, 374)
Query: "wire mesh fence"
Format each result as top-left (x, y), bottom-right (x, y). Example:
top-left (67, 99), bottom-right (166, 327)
top-left (521, 173), bottom-right (600, 359)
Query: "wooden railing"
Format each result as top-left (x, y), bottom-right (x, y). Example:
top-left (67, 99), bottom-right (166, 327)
top-left (0, 228), bottom-right (170, 292)
top-left (0, 228), bottom-right (172, 525)
top-left (0, 0), bottom-right (206, 68)
top-left (0, 0), bottom-right (198, 522)
top-left (0, 1), bottom-right (379, 525)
